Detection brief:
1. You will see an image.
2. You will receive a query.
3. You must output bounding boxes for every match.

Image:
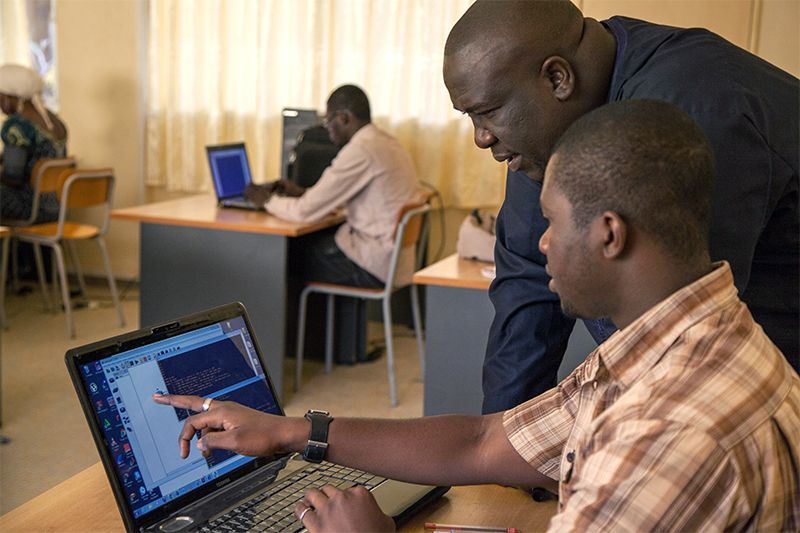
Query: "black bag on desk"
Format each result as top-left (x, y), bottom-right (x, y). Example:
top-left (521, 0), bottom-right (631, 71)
top-left (288, 125), bottom-right (340, 188)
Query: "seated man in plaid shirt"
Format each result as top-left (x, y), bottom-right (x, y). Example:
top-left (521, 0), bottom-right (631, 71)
top-left (155, 100), bottom-right (799, 532)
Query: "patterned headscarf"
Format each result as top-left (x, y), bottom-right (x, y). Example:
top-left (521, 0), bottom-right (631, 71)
top-left (0, 63), bottom-right (53, 130)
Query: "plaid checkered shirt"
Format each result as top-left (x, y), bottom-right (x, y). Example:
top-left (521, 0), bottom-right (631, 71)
top-left (504, 262), bottom-right (799, 531)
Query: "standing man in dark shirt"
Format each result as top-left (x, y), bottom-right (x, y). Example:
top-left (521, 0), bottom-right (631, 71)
top-left (443, 0), bottom-right (799, 413)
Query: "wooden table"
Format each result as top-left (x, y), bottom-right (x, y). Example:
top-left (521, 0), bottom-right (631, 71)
top-left (413, 254), bottom-right (597, 416)
top-left (112, 195), bottom-right (347, 393)
top-left (0, 462), bottom-right (558, 532)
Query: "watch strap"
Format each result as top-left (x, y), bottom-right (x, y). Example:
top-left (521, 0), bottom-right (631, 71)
top-left (303, 410), bottom-right (333, 463)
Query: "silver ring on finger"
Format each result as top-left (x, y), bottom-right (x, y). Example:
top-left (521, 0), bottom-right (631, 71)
top-left (299, 506), bottom-right (314, 522)
top-left (201, 397), bottom-right (213, 412)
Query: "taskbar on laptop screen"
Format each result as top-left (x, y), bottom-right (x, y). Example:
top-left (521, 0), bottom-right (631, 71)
top-left (79, 317), bottom-right (281, 519)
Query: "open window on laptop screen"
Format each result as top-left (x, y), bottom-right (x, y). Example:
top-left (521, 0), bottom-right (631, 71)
top-left (68, 305), bottom-right (286, 529)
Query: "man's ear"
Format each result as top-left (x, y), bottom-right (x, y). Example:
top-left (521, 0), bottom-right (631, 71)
top-left (598, 211), bottom-right (627, 259)
top-left (339, 109), bottom-right (354, 125)
top-left (540, 56), bottom-right (575, 101)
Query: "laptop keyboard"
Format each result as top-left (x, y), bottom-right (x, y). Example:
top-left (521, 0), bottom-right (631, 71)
top-left (201, 462), bottom-right (387, 532)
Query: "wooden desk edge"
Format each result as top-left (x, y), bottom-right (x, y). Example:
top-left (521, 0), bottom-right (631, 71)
top-left (112, 211), bottom-right (339, 237)
top-left (0, 463), bottom-right (557, 533)
top-left (413, 273), bottom-right (491, 290)
top-left (413, 254), bottom-right (493, 290)
top-left (0, 462), bottom-right (122, 532)
top-left (111, 198), bottom-right (344, 237)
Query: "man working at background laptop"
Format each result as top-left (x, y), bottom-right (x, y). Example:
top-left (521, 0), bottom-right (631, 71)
top-left (245, 84), bottom-right (422, 289)
top-left (450, 0), bottom-right (800, 417)
top-left (156, 101), bottom-right (800, 532)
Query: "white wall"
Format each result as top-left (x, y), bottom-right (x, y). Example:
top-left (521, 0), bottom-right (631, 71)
top-left (56, 0), bottom-right (145, 280)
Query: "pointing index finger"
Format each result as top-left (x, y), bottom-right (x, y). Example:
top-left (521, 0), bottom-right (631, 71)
top-left (152, 393), bottom-right (206, 412)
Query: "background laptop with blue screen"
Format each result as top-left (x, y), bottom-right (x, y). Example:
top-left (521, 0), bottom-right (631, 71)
top-left (206, 143), bottom-right (261, 210)
top-left (65, 302), bottom-right (447, 533)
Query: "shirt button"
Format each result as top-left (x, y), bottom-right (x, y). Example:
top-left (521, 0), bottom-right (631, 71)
top-left (592, 381), bottom-right (598, 390)
top-left (566, 451), bottom-right (575, 463)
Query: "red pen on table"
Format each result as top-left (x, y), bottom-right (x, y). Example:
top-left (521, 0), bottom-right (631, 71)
top-left (424, 522), bottom-right (520, 533)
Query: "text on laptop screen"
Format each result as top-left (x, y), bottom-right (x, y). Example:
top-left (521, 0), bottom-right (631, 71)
top-left (208, 146), bottom-right (252, 198)
top-left (79, 316), bottom-right (281, 519)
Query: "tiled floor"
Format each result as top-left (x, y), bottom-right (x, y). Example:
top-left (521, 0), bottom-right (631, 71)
top-left (0, 280), bottom-right (424, 515)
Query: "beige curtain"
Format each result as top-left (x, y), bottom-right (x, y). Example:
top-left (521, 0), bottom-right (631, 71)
top-left (0, 0), bottom-right (30, 66)
top-left (146, 0), bottom-right (505, 208)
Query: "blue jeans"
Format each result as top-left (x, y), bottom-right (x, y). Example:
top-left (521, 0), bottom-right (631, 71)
top-left (299, 227), bottom-right (383, 288)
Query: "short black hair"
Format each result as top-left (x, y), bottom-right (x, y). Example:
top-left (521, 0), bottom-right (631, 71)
top-left (549, 99), bottom-right (715, 261)
top-left (327, 84), bottom-right (371, 122)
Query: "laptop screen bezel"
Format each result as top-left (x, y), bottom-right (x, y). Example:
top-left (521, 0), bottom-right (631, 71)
top-left (65, 302), bottom-right (289, 532)
top-left (206, 143), bottom-right (253, 202)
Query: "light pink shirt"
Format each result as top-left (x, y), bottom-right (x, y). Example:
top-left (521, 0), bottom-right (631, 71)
top-left (265, 124), bottom-right (422, 284)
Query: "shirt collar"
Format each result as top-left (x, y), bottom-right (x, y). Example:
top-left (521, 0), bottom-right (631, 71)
top-left (349, 122), bottom-right (375, 144)
top-left (596, 261), bottom-right (738, 389)
top-left (602, 17), bottom-right (626, 103)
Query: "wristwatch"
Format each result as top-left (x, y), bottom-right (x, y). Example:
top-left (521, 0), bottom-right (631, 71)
top-left (302, 409), bottom-right (334, 463)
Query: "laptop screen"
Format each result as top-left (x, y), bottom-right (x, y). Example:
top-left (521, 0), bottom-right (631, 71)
top-left (207, 143), bottom-right (253, 200)
top-left (75, 312), bottom-right (282, 522)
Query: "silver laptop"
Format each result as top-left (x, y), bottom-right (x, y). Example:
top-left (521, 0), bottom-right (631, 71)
top-left (206, 143), bottom-right (261, 210)
top-left (65, 302), bottom-right (448, 532)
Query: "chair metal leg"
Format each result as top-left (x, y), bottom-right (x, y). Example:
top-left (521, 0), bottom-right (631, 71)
top-left (295, 287), bottom-right (312, 391)
top-left (97, 237), bottom-right (125, 327)
top-left (382, 297), bottom-right (398, 407)
top-left (67, 240), bottom-right (88, 296)
top-left (325, 294), bottom-right (335, 374)
top-left (52, 243), bottom-right (74, 338)
top-left (31, 242), bottom-right (52, 312)
top-left (50, 250), bottom-right (60, 306)
top-left (410, 284), bottom-right (425, 381)
top-left (10, 237), bottom-right (19, 293)
top-left (0, 236), bottom-right (9, 328)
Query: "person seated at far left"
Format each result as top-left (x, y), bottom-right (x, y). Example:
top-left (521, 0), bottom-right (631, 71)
top-left (0, 63), bottom-right (68, 224)
top-left (245, 84), bottom-right (423, 289)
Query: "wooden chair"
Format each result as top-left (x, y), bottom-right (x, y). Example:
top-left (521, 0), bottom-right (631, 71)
top-left (295, 201), bottom-right (431, 406)
top-left (2, 158), bottom-right (76, 292)
top-left (13, 168), bottom-right (125, 338)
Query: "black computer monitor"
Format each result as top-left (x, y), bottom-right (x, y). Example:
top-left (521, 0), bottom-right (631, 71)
top-left (280, 108), bottom-right (320, 179)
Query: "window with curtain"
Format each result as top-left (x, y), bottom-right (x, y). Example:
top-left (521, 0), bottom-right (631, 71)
top-left (0, 0), bottom-right (59, 109)
top-left (146, 0), bottom-right (505, 208)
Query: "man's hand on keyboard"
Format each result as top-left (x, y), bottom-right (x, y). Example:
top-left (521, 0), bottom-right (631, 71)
top-left (295, 485), bottom-right (394, 532)
top-left (244, 183), bottom-right (276, 207)
top-left (152, 393), bottom-right (304, 459)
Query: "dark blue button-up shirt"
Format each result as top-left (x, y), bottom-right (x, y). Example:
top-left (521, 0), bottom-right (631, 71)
top-left (482, 16), bottom-right (799, 414)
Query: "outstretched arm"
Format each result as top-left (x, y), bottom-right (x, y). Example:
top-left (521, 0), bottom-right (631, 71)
top-left (152, 393), bottom-right (555, 490)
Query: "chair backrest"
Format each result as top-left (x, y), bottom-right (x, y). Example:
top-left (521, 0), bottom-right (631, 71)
top-left (58, 168), bottom-right (114, 208)
top-left (396, 201), bottom-right (427, 248)
top-left (31, 157), bottom-right (76, 192)
top-left (52, 168), bottom-right (116, 238)
top-left (383, 200), bottom-right (431, 292)
top-left (20, 157), bottom-right (76, 225)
